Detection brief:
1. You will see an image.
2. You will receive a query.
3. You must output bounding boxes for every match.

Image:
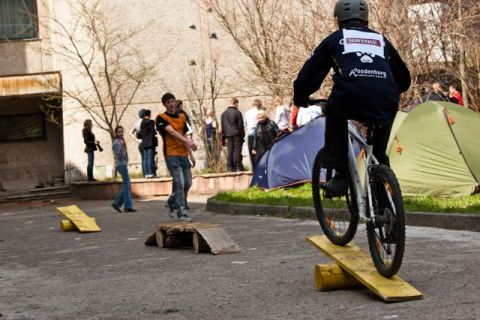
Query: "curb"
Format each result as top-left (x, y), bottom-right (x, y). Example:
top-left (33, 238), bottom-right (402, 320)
top-left (206, 198), bottom-right (480, 232)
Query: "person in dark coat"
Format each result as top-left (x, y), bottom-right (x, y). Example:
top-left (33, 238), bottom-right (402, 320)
top-left (139, 109), bottom-right (157, 178)
top-left (252, 110), bottom-right (279, 168)
top-left (220, 97), bottom-right (245, 172)
top-left (82, 119), bottom-right (99, 181)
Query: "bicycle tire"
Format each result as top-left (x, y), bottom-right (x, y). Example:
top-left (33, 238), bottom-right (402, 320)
top-left (366, 165), bottom-right (406, 278)
top-left (312, 148), bottom-right (359, 245)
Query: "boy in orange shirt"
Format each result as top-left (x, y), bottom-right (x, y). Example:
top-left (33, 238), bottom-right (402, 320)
top-left (156, 93), bottom-right (197, 221)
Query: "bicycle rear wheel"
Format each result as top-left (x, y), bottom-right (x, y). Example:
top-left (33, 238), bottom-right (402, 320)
top-left (366, 165), bottom-right (406, 278)
top-left (312, 149), bottom-right (359, 245)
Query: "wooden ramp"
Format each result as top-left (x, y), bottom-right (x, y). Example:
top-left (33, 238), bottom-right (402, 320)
top-left (144, 222), bottom-right (240, 255)
top-left (307, 235), bottom-right (422, 302)
top-left (56, 205), bottom-right (101, 233)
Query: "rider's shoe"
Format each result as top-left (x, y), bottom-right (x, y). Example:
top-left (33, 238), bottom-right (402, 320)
top-left (324, 176), bottom-right (348, 197)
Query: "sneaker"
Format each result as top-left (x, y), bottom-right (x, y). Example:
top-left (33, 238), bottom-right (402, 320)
top-left (324, 176), bottom-right (348, 197)
top-left (179, 213), bottom-right (192, 222)
top-left (111, 203), bottom-right (122, 213)
top-left (124, 208), bottom-right (137, 213)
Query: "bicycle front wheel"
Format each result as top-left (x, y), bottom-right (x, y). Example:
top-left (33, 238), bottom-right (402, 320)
top-left (312, 149), bottom-right (359, 246)
top-left (366, 165), bottom-right (406, 278)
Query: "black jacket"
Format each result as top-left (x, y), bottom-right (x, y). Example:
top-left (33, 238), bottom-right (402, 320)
top-left (140, 118), bottom-right (157, 149)
top-left (253, 119), bottom-right (279, 152)
top-left (83, 128), bottom-right (97, 153)
top-left (221, 106), bottom-right (245, 138)
top-left (293, 22), bottom-right (411, 125)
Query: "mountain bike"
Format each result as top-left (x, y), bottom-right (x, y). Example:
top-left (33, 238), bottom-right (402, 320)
top-left (311, 120), bottom-right (406, 278)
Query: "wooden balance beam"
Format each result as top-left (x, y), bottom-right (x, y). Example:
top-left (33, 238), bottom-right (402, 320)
top-left (57, 205), bottom-right (101, 233)
top-left (307, 235), bottom-right (423, 302)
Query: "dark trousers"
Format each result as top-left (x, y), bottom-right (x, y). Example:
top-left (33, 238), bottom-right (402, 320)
top-left (323, 108), bottom-right (392, 170)
top-left (138, 143), bottom-right (145, 177)
top-left (247, 135), bottom-right (256, 169)
top-left (86, 151), bottom-right (94, 180)
top-left (226, 135), bottom-right (244, 171)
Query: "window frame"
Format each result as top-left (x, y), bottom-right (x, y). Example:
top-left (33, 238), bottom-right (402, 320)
top-left (0, 0), bottom-right (40, 41)
top-left (0, 112), bottom-right (46, 143)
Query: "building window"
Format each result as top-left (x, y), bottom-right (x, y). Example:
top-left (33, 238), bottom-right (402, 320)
top-left (0, 113), bottom-right (46, 143)
top-left (0, 0), bottom-right (38, 40)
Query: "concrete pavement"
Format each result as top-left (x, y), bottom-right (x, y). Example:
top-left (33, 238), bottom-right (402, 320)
top-left (0, 196), bottom-right (479, 320)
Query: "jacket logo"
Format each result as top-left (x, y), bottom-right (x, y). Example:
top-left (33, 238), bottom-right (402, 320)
top-left (342, 29), bottom-right (385, 63)
top-left (349, 68), bottom-right (387, 78)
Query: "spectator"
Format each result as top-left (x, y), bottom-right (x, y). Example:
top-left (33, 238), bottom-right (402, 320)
top-left (177, 100), bottom-right (194, 137)
top-left (296, 103), bottom-right (323, 126)
top-left (129, 109), bottom-right (146, 177)
top-left (244, 98), bottom-right (263, 168)
top-left (82, 119), bottom-right (100, 181)
top-left (204, 108), bottom-right (217, 154)
top-left (291, 103), bottom-right (299, 129)
top-left (449, 84), bottom-right (464, 106)
top-left (140, 109), bottom-right (157, 178)
top-left (252, 110), bottom-right (279, 167)
top-left (424, 82), bottom-right (448, 102)
top-left (111, 126), bottom-right (136, 213)
top-left (221, 97), bottom-right (245, 172)
top-left (274, 96), bottom-right (291, 131)
top-left (156, 92), bottom-right (197, 222)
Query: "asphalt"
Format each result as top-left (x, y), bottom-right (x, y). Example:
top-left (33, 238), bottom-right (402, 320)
top-left (0, 196), bottom-right (479, 320)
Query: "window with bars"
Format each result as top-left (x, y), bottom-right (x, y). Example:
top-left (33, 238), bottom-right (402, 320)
top-left (0, 113), bottom-right (46, 142)
top-left (0, 0), bottom-right (38, 40)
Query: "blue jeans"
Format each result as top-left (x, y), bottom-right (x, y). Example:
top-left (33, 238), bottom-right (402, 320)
top-left (143, 148), bottom-right (155, 176)
top-left (138, 143), bottom-right (145, 177)
top-left (86, 151), bottom-right (94, 180)
top-left (113, 165), bottom-right (132, 209)
top-left (166, 156), bottom-right (192, 211)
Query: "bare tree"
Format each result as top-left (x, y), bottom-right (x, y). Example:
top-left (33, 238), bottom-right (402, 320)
top-left (202, 0), bottom-right (301, 97)
top-left (41, 0), bottom-right (159, 140)
top-left (186, 53), bottom-right (228, 172)
top-left (203, 0), bottom-right (480, 111)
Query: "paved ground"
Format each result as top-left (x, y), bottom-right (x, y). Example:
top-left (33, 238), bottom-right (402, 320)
top-left (0, 196), bottom-right (479, 320)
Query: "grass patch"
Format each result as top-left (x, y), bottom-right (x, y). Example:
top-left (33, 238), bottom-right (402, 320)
top-left (214, 183), bottom-right (480, 214)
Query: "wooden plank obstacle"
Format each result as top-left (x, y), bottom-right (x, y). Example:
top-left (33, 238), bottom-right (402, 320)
top-left (307, 235), bottom-right (423, 302)
top-left (145, 222), bottom-right (240, 255)
top-left (57, 205), bottom-right (101, 233)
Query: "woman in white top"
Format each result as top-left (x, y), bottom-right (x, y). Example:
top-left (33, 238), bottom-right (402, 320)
top-left (273, 96), bottom-right (290, 130)
top-left (296, 103), bottom-right (323, 127)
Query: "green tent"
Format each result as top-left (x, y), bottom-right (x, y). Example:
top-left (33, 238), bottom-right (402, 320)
top-left (387, 101), bottom-right (480, 197)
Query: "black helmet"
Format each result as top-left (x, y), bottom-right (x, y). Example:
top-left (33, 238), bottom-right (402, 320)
top-left (334, 0), bottom-right (369, 22)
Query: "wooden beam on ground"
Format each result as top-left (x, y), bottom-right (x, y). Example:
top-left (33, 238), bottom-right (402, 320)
top-left (56, 205), bottom-right (100, 232)
top-left (314, 264), bottom-right (362, 291)
top-left (60, 218), bottom-right (96, 232)
top-left (307, 235), bottom-right (423, 302)
top-left (196, 227), bottom-right (241, 255)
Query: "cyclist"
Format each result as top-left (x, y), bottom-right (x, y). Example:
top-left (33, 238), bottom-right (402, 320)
top-left (293, 0), bottom-right (411, 196)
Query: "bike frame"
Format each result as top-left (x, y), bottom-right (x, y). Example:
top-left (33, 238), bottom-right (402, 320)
top-left (347, 124), bottom-right (378, 223)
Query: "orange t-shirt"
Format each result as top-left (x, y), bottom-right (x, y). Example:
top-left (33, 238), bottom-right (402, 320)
top-left (155, 112), bottom-right (188, 157)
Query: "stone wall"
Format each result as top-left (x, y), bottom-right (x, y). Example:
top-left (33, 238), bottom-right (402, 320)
top-left (0, 96), bottom-right (64, 190)
top-left (71, 172), bottom-right (252, 200)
